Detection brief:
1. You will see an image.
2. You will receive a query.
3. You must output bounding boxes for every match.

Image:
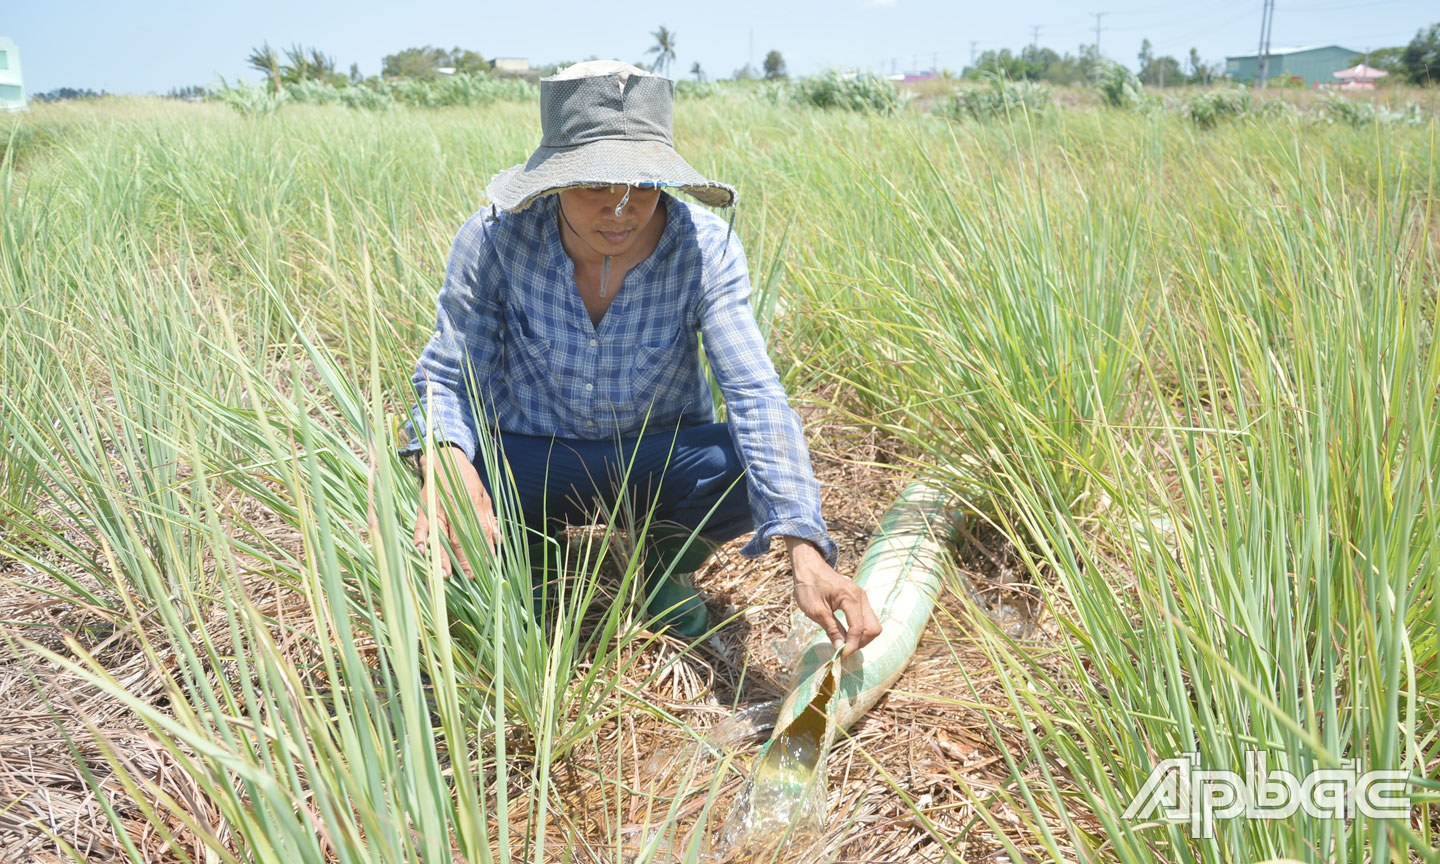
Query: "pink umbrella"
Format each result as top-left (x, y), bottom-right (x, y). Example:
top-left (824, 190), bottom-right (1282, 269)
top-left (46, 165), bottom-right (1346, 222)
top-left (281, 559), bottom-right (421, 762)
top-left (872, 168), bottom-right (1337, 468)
top-left (1333, 63), bottom-right (1388, 82)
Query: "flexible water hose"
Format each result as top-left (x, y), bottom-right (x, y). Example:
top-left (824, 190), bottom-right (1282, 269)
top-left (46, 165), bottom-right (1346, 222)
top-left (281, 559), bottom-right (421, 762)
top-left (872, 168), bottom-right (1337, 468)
top-left (755, 480), bottom-right (956, 785)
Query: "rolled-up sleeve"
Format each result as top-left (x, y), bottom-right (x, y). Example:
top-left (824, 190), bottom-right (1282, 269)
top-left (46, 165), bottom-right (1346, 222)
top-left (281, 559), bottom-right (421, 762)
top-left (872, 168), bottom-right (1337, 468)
top-left (696, 233), bottom-right (837, 565)
top-left (399, 213), bottom-right (504, 464)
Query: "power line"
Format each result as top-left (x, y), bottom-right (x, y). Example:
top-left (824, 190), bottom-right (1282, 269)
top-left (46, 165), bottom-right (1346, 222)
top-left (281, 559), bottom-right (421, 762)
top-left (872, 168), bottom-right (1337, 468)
top-left (1105, 0), bottom-right (1252, 33)
top-left (1299, 0), bottom-right (1412, 11)
top-left (1335, 30), bottom-right (1422, 44)
top-left (1145, 5), bottom-right (1264, 55)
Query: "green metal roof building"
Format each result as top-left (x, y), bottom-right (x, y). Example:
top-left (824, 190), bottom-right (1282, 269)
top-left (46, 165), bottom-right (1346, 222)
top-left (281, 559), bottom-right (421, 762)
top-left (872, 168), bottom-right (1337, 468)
top-left (1225, 45), bottom-right (1360, 87)
top-left (0, 37), bottom-right (24, 111)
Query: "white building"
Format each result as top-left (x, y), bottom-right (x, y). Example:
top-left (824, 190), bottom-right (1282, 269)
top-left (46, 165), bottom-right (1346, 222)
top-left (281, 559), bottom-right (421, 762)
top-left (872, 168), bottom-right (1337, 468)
top-left (0, 37), bottom-right (24, 111)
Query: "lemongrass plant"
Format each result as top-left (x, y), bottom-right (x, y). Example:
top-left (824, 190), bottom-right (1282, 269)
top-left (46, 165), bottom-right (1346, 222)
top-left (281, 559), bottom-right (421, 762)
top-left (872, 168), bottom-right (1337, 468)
top-left (790, 107), bottom-right (1438, 860)
top-left (0, 103), bottom-right (756, 862)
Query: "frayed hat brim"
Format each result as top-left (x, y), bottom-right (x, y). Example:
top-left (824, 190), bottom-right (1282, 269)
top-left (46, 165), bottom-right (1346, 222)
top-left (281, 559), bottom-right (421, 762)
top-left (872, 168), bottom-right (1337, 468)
top-left (485, 138), bottom-right (736, 213)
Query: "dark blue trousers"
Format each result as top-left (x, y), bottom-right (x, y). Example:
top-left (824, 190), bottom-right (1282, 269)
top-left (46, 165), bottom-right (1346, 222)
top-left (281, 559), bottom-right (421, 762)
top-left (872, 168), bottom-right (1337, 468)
top-left (471, 422), bottom-right (754, 544)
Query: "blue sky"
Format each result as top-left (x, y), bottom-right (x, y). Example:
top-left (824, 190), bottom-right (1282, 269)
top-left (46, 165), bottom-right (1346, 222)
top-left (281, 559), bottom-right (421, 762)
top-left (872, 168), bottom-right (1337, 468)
top-left (4, 0), bottom-right (1434, 95)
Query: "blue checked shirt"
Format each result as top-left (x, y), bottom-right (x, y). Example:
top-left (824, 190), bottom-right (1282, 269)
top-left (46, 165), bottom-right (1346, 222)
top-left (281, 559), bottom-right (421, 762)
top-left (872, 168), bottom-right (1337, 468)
top-left (401, 192), bottom-right (835, 564)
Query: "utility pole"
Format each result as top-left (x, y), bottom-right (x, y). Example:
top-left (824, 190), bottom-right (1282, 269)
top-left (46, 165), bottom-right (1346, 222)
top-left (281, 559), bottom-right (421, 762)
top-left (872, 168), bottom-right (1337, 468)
top-left (970, 40), bottom-right (979, 68)
top-left (749, 28), bottom-right (754, 72)
top-left (1031, 25), bottom-right (1042, 55)
top-left (1255, 0), bottom-right (1275, 89)
top-left (1092, 12), bottom-right (1107, 55)
top-left (933, 51), bottom-right (938, 73)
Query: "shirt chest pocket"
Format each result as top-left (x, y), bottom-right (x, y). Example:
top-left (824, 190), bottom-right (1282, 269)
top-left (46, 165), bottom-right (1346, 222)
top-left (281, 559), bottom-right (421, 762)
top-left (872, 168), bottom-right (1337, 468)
top-left (627, 332), bottom-right (692, 411)
top-left (501, 309), bottom-right (563, 398)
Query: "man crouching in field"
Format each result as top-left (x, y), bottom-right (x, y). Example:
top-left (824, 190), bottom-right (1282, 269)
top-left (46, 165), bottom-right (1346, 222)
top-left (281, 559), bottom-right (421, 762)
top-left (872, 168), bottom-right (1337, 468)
top-left (399, 60), bottom-right (879, 653)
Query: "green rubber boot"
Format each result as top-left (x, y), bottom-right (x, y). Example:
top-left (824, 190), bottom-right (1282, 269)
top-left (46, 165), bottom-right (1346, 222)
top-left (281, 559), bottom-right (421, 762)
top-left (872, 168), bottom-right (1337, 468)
top-left (643, 525), bottom-right (717, 641)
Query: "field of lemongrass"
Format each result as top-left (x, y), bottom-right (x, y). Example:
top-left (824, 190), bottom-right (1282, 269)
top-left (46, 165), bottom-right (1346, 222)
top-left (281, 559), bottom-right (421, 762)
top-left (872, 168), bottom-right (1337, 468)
top-left (1, 92), bottom-right (1437, 863)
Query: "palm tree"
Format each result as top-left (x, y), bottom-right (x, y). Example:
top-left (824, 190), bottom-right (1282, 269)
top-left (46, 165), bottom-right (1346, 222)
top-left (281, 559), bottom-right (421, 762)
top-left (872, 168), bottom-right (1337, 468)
top-left (281, 44), bottom-right (335, 84)
top-left (646, 26), bottom-right (677, 77)
top-left (283, 44), bottom-right (314, 84)
top-left (246, 43), bottom-right (282, 93)
top-left (690, 61), bottom-right (705, 83)
top-left (309, 47), bottom-right (337, 82)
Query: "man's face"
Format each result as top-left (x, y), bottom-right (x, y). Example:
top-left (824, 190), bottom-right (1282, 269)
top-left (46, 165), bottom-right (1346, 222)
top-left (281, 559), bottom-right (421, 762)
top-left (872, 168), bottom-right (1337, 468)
top-left (556, 185), bottom-right (663, 259)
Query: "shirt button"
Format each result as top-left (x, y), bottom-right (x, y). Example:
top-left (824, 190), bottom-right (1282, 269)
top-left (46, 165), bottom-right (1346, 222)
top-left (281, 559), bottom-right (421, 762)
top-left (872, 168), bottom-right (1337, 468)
top-left (589, 338), bottom-right (597, 347)
top-left (587, 420), bottom-right (595, 428)
top-left (585, 382), bottom-right (594, 391)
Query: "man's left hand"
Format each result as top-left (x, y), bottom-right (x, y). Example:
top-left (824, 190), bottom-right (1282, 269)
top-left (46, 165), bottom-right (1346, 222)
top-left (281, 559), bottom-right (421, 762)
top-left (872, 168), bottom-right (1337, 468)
top-left (785, 537), bottom-right (882, 659)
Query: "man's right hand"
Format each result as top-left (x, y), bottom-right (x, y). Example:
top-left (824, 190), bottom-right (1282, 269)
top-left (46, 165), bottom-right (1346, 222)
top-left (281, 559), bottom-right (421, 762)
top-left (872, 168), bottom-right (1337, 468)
top-left (412, 444), bottom-right (501, 579)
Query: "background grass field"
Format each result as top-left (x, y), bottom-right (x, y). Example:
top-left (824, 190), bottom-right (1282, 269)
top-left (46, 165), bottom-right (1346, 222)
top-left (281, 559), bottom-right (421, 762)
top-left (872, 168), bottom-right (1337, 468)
top-left (1, 91), bottom-right (1437, 862)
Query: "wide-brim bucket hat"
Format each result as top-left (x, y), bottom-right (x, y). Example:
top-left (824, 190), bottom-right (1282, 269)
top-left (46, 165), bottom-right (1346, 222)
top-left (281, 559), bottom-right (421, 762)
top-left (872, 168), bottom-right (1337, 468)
top-left (485, 60), bottom-right (737, 213)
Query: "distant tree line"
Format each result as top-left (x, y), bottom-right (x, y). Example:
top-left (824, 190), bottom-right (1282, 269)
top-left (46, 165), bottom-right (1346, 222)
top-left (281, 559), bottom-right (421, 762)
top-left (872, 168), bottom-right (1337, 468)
top-left (965, 44), bottom-right (1104, 86)
top-left (1136, 41), bottom-right (1221, 87)
top-left (243, 42), bottom-right (496, 93)
top-left (32, 87), bottom-right (109, 102)
top-left (381, 46), bottom-right (489, 80)
top-left (964, 43), bottom-right (1219, 87)
top-left (166, 85), bottom-right (207, 101)
top-left (965, 20), bottom-right (1438, 88)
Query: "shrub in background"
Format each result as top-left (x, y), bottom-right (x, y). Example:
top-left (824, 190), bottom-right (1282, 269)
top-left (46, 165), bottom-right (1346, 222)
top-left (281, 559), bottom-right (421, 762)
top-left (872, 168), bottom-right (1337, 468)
top-left (674, 79), bottom-right (723, 100)
top-left (945, 75), bottom-right (1053, 121)
top-left (391, 72), bottom-right (535, 108)
top-left (338, 84), bottom-right (396, 110)
top-left (1184, 86), bottom-right (1254, 128)
top-left (285, 78), bottom-right (345, 106)
top-left (211, 76), bottom-right (290, 115)
top-left (782, 71), bottom-right (906, 113)
top-left (210, 72), bottom-right (536, 113)
top-left (1317, 92), bottom-right (1426, 127)
top-left (1094, 60), bottom-right (1146, 109)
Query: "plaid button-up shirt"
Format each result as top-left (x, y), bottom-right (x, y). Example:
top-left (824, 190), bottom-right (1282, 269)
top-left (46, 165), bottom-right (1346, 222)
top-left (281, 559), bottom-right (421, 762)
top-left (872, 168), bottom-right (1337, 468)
top-left (401, 192), bottom-right (835, 563)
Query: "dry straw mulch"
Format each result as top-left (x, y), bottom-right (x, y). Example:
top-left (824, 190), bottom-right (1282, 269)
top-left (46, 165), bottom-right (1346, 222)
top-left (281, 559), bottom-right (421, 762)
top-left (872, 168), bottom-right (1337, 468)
top-left (0, 575), bottom-right (193, 863)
